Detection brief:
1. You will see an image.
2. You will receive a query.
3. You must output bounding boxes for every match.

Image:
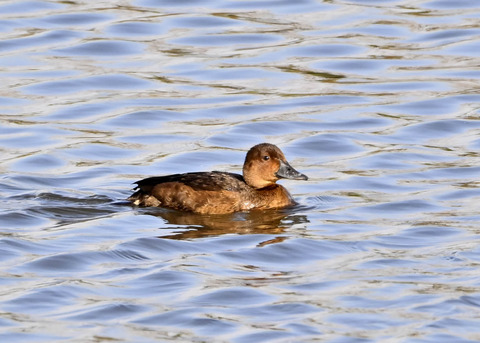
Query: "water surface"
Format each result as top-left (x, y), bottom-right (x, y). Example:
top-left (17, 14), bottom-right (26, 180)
top-left (1, 0), bottom-right (480, 342)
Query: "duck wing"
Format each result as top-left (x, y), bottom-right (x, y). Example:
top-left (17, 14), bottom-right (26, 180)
top-left (133, 171), bottom-right (247, 192)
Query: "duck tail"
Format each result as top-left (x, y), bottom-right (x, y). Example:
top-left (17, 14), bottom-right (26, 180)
top-left (128, 189), bottom-right (161, 207)
top-left (127, 189), bottom-right (143, 206)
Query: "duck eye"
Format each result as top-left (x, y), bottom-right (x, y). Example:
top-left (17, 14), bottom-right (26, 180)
top-left (263, 155), bottom-right (270, 161)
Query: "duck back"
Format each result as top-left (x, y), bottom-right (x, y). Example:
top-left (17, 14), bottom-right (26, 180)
top-left (128, 171), bottom-right (252, 214)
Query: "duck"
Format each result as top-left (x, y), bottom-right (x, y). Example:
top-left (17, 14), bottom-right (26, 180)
top-left (128, 143), bottom-right (308, 214)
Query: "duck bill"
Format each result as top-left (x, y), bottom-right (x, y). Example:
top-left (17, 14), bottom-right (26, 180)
top-left (276, 160), bottom-right (308, 180)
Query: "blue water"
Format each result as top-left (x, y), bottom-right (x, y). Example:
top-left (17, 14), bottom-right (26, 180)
top-left (1, 0), bottom-right (480, 342)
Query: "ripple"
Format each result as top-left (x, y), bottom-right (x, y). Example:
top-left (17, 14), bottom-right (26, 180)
top-left (190, 287), bottom-right (276, 307)
top-left (343, 81), bottom-right (448, 93)
top-left (106, 21), bottom-right (167, 36)
top-left (442, 40), bottom-right (480, 57)
top-left (0, 96), bottom-right (30, 107)
top-left (55, 40), bottom-right (144, 56)
top-left (0, 20), bottom-right (20, 34)
top-left (231, 121), bottom-right (311, 135)
top-left (420, 166), bottom-right (480, 179)
top-left (44, 101), bottom-right (127, 121)
top-left (425, 0), bottom-right (480, 9)
top-left (0, 30), bottom-right (83, 53)
top-left (118, 237), bottom-right (204, 257)
top-left (63, 143), bottom-right (137, 161)
top-left (23, 74), bottom-right (153, 95)
top-left (11, 154), bottom-right (66, 172)
top-left (172, 66), bottom-right (295, 82)
top-left (229, 302), bottom-right (321, 319)
top-left (219, 238), bottom-right (351, 266)
top-left (135, 308), bottom-right (238, 335)
top-left (138, 0), bottom-right (216, 8)
top-left (118, 270), bottom-right (198, 297)
top-left (0, 332), bottom-right (64, 343)
top-left (170, 33), bottom-right (283, 46)
top-left (361, 199), bottom-right (442, 215)
top-left (0, 238), bottom-right (58, 258)
top-left (234, 331), bottom-right (295, 343)
top-left (0, 0), bottom-right (62, 14)
top-left (392, 119), bottom-right (480, 143)
top-left (0, 126), bottom-right (62, 148)
top-left (329, 312), bottom-right (409, 330)
top-left (374, 226), bottom-right (464, 249)
top-left (3, 286), bottom-right (78, 314)
top-left (64, 303), bottom-right (148, 321)
top-left (22, 252), bottom-right (94, 273)
top-left (384, 97), bottom-right (462, 116)
top-left (292, 133), bottom-right (365, 157)
top-left (36, 13), bottom-right (113, 27)
top-left (19, 248), bottom-right (148, 275)
top-left (410, 28), bottom-right (480, 44)
top-left (288, 44), bottom-right (365, 57)
top-left (221, 0), bottom-right (329, 13)
top-left (103, 109), bottom-right (187, 128)
top-left (0, 211), bottom-right (51, 230)
top-left (163, 15), bottom-right (240, 29)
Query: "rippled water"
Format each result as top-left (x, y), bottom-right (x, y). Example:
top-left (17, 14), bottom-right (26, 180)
top-left (1, 0), bottom-right (480, 342)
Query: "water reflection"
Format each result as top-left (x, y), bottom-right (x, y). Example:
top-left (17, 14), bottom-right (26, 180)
top-left (141, 207), bottom-right (308, 242)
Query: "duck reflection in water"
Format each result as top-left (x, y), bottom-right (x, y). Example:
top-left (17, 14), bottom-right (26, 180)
top-left (140, 206), bottom-right (309, 244)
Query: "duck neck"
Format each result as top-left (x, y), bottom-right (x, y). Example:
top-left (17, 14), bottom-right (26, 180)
top-left (252, 184), bottom-right (294, 209)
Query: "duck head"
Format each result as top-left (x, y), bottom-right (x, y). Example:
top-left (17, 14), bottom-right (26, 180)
top-left (242, 143), bottom-right (308, 189)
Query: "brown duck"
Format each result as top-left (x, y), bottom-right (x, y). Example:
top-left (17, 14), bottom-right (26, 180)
top-left (128, 143), bottom-right (308, 214)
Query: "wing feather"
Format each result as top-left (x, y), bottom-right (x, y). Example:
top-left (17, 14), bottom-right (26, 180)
top-left (134, 171), bottom-right (246, 192)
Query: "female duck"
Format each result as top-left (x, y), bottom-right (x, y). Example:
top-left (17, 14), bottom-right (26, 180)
top-left (128, 143), bottom-right (308, 214)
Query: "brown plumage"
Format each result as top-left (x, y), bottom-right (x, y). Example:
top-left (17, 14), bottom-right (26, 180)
top-left (128, 143), bottom-right (308, 214)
